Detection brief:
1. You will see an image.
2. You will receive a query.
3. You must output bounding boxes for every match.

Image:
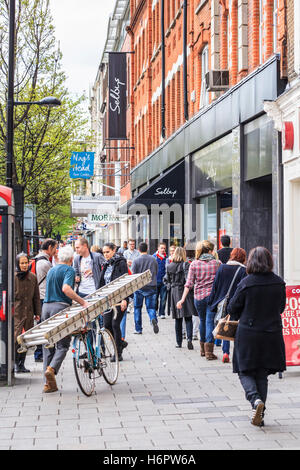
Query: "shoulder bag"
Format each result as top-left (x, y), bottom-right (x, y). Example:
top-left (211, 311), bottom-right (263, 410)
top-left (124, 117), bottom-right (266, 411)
top-left (214, 267), bottom-right (241, 326)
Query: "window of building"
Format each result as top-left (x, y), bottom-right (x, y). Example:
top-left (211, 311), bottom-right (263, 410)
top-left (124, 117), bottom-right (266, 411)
top-left (273, 0), bottom-right (278, 53)
top-left (200, 45), bottom-right (209, 109)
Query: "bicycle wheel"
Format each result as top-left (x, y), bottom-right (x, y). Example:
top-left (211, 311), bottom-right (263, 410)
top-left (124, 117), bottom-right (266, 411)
top-left (73, 335), bottom-right (95, 397)
top-left (98, 328), bottom-right (119, 385)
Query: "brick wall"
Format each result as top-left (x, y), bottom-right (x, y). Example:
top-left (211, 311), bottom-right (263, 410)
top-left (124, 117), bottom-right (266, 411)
top-left (127, 0), bottom-right (289, 179)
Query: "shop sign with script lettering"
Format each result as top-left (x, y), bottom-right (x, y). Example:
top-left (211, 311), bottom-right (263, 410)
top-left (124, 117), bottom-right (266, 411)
top-left (108, 52), bottom-right (127, 139)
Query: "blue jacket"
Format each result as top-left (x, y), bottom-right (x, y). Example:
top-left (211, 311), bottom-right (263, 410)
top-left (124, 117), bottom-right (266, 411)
top-left (152, 252), bottom-right (167, 284)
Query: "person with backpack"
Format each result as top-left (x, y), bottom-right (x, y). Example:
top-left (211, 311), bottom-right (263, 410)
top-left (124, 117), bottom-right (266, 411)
top-left (31, 239), bottom-right (57, 362)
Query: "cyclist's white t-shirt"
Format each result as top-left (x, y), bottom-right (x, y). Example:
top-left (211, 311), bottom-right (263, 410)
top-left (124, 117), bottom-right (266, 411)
top-left (79, 254), bottom-right (96, 295)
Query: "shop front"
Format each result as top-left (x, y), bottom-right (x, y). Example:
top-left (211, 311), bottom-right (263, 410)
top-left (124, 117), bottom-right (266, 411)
top-left (127, 160), bottom-right (185, 253)
top-left (188, 112), bottom-right (281, 270)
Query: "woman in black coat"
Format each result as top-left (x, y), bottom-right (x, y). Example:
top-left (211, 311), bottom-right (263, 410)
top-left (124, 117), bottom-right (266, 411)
top-left (100, 243), bottom-right (129, 361)
top-left (208, 247), bottom-right (247, 363)
top-left (164, 247), bottom-right (197, 350)
top-left (227, 246), bottom-right (286, 427)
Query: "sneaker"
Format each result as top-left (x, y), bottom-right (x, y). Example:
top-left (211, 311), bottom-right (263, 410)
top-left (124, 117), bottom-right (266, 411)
top-left (175, 344), bottom-right (182, 348)
top-left (34, 357), bottom-right (43, 363)
top-left (133, 331), bottom-right (142, 335)
top-left (192, 335), bottom-right (198, 341)
top-left (187, 340), bottom-right (194, 350)
top-left (160, 315), bottom-right (166, 319)
top-left (110, 354), bottom-right (123, 362)
top-left (152, 318), bottom-right (159, 334)
top-left (251, 399), bottom-right (265, 427)
top-left (15, 364), bottom-right (30, 373)
top-left (222, 353), bottom-right (230, 363)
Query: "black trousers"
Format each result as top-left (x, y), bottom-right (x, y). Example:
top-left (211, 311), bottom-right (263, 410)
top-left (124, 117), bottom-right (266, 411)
top-left (175, 317), bottom-right (193, 346)
top-left (238, 368), bottom-right (269, 408)
top-left (103, 307), bottom-right (125, 356)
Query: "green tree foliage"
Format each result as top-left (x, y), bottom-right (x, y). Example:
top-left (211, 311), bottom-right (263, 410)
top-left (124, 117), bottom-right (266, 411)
top-left (0, 0), bottom-right (89, 240)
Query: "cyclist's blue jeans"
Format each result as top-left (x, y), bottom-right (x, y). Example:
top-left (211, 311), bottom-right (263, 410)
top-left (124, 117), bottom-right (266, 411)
top-left (194, 296), bottom-right (215, 343)
top-left (120, 312), bottom-right (127, 339)
top-left (134, 289), bottom-right (157, 333)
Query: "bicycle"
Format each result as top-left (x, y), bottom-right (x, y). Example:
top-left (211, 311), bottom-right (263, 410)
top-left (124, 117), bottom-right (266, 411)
top-left (72, 308), bottom-right (119, 396)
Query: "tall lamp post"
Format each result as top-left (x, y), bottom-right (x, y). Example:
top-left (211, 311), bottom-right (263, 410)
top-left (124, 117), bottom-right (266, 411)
top-left (3, 0), bottom-right (61, 386)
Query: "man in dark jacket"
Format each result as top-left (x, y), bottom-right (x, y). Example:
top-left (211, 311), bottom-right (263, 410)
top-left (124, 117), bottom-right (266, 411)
top-left (217, 235), bottom-right (233, 264)
top-left (153, 242), bottom-right (167, 318)
top-left (74, 238), bottom-right (105, 296)
top-left (132, 242), bottom-right (159, 335)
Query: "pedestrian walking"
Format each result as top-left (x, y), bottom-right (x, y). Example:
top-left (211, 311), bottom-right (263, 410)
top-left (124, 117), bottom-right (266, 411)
top-left (217, 235), bottom-right (233, 264)
top-left (100, 243), bottom-right (129, 361)
top-left (123, 239), bottom-right (140, 270)
top-left (164, 247), bottom-right (197, 350)
top-left (33, 238), bottom-right (57, 362)
top-left (153, 242), bottom-right (168, 319)
top-left (166, 244), bottom-right (176, 316)
top-left (118, 240), bottom-right (128, 255)
top-left (208, 247), bottom-right (247, 363)
top-left (14, 253), bottom-right (41, 373)
top-left (131, 242), bottom-right (159, 335)
top-left (74, 238), bottom-right (105, 296)
top-left (227, 246), bottom-right (286, 427)
top-left (42, 246), bottom-right (88, 393)
top-left (177, 240), bottom-right (220, 360)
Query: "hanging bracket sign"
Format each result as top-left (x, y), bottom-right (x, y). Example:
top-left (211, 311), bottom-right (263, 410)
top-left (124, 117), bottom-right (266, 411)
top-left (108, 52), bottom-right (127, 140)
top-left (69, 152), bottom-right (95, 179)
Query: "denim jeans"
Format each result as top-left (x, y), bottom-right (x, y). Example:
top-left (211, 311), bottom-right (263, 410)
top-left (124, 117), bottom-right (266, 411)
top-left (134, 289), bottom-right (157, 333)
top-left (120, 312), bottom-right (127, 339)
top-left (238, 369), bottom-right (269, 408)
top-left (194, 296), bottom-right (215, 343)
top-left (156, 283), bottom-right (167, 317)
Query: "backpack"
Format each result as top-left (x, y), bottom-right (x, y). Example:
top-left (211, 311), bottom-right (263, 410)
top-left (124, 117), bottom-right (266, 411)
top-left (30, 255), bottom-right (49, 285)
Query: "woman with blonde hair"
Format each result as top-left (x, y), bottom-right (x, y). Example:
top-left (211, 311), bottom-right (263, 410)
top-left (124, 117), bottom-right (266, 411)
top-left (177, 240), bottom-right (220, 359)
top-left (164, 247), bottom-right (197, 349)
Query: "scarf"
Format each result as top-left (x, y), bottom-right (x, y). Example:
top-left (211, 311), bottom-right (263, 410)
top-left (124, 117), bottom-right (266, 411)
top-left (199, 253), bottom-right (216, 262)
top-left (155, 251), bottom-right (167, 261)
top-left (227, 260), bottom-right (246, 267)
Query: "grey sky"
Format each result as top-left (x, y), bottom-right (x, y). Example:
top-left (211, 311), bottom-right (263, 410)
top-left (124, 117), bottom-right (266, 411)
top-left (49, 0), bottom-right (113, 101)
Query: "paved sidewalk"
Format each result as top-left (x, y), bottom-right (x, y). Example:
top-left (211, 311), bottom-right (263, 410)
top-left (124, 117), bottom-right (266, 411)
top-left (1, 312), bottom-right (300, 450)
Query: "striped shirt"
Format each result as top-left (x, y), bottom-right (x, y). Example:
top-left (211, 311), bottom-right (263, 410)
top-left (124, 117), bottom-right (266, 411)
top-left (185, 258), bottom-right (220, 301)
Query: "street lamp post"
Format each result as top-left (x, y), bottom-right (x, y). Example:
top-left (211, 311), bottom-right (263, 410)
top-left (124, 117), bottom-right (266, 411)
top-left (3, 0), bottom-right (61, 386)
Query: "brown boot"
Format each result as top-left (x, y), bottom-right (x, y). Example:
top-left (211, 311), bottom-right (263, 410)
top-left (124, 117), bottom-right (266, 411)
top-left (44, 366), bottom-right (58, 392)
top-left (200, 341), bottom-right (205, 357)
top-left (204, 342), bottom-right (218, 360)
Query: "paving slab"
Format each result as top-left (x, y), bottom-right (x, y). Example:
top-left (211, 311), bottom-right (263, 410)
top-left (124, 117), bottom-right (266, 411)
top-left (1, 312), bottom-right (300, 449)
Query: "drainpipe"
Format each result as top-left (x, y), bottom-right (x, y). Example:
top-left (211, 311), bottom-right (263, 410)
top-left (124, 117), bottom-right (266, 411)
top-left (161, 0), bottom-right (166, 139)
top-left (183, 0), bottom-right (189, 121)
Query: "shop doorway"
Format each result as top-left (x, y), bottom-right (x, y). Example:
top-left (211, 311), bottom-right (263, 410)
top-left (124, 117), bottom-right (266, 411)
top-left (199, 190), bottom-right (233, 249)
top-left (241, 175), bottom-right (272, 254)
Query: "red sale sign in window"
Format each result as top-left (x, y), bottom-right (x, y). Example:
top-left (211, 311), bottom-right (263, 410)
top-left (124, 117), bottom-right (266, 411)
top-left (282, 286), bottom-right (300, 366)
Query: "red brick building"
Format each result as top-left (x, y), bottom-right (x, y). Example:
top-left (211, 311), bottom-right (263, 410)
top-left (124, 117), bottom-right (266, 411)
top-left (125, 0), bottom-right (288, 168)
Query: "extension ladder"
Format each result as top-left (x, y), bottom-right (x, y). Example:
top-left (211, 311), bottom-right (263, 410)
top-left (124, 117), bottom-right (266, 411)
top-left (17, 270), bottom-right (152, 353)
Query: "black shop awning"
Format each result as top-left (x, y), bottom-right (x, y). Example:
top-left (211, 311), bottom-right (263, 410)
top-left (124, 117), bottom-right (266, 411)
top-left (125, 160), bottom-right (185, 211)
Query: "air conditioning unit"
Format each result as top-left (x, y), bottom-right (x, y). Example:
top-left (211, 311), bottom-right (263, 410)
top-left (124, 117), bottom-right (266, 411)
top-left (205, 70), bottom-right (229, 91)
